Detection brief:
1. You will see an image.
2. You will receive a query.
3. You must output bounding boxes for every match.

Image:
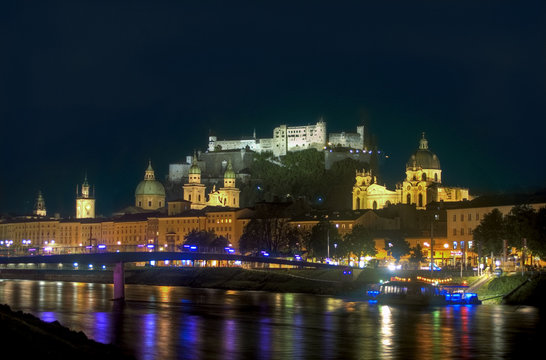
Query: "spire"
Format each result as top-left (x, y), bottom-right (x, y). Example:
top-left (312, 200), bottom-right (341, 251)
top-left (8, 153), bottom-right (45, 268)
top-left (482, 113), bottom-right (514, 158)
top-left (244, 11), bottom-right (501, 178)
top-left (144, 160), bottom-right (156, 180)
top-left (83, 171), bottom-right (89, 186)
top-left (419, 132), bottom-right (429, 150)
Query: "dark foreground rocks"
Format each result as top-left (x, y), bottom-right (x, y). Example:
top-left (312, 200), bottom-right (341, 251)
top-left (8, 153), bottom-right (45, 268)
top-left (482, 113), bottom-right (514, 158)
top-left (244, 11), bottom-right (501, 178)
top-left (0, 304), bottom-right (134, 359)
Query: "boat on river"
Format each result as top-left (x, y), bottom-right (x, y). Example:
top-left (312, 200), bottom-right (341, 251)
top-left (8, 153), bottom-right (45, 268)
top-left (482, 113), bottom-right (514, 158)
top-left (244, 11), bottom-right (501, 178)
top-left (366, 277), bottom-right (481, 305)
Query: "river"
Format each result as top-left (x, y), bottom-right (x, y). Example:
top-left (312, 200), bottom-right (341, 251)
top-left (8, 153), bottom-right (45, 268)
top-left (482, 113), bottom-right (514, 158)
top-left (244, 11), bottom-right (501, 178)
top-left (0, 279), bottom-right (544, 359)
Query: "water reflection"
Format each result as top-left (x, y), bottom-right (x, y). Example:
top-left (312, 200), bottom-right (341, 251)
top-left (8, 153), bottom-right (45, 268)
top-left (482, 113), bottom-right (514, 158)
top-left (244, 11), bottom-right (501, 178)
top-left (0, 279), bottom-right (544, 360)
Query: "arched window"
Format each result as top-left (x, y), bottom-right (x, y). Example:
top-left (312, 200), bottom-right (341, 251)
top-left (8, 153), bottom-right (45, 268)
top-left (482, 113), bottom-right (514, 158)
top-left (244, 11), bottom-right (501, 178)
top-left (422, 173), bottom-right (427, 181)
top-left (407, 194), bottom-right (411, 204)
top-left (434, 173), bottom-right (438, 182)
top-left (188, 194), bottom-right (192, 201)
top-left (418, 194), bottom-right (423, 207)
top-left (373, 201), bottom-right (378, 210)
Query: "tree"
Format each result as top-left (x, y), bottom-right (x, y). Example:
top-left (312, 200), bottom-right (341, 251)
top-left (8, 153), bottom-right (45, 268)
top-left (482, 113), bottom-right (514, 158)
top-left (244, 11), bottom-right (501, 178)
top-left (308, 220), bottom-right (341, 258)
top-left (239, 217), bottom-right (299, 256)
top-left (384, 234), bottom-right (410, 263)
top-left (530, 207), bottom-right (546, 259)
top-left (341, 225), bottom-right (376, 259)
top-left (409, 243), bottom-right (426, 266)
top-left (473, 208), bottom-right (506, 257)
top-left (182, 230), bottom-right (217, 247)
top-left (504, 205), bottom-right (537, 250)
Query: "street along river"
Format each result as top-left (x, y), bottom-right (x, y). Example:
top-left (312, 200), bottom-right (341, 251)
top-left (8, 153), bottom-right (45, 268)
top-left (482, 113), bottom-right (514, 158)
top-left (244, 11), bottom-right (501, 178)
top-left (0, 279), bottom-right (544, 359)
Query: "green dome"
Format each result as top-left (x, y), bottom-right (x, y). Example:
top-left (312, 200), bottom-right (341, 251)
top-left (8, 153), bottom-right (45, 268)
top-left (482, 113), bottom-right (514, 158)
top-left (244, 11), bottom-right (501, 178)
top-left (189, 153), bottom-right (201, 174)
top-left (224, 160), bottom-right (236, 179)
top-left (135, 161), bottom-right (165, 196)
top-left (135, 180), bottom-right (166, 196)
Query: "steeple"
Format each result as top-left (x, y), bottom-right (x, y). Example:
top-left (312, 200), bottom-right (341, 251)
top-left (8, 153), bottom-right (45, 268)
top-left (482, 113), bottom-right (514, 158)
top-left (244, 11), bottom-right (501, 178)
top-left (76, 174), bottom-right (96, 218)
top-left (419, 132), bottom-right (429, 150)
top-left (144, 160), bottom-right (156, 180)
top-left (81, 172), bottom-right (90, 198)
top-left (33, 190), bottom-right (46, 217)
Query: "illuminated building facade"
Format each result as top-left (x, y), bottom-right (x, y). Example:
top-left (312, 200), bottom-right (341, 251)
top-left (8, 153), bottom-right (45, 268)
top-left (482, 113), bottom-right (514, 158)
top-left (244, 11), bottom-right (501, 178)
top-left (183, 156), bottom-right (240, 210)
top-left (353, 133), bottom-right (471, 210)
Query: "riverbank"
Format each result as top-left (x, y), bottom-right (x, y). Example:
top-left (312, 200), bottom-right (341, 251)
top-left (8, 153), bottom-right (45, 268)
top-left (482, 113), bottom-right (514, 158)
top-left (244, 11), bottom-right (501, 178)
top-left (0, 304), bottom-right (134, 359)
top-left (476, 272), bottom-right (546, 306)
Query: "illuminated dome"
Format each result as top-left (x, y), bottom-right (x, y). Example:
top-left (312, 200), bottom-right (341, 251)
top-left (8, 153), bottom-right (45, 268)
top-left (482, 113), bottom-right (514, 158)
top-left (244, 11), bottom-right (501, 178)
top-left (406, 133), bottom-right (441, 170)
top-left (135, 161), bottom-right (166, 196)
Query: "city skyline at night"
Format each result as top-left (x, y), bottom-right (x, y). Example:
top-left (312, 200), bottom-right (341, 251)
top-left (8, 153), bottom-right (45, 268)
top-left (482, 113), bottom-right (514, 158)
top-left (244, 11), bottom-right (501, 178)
top-left (2, 1), bottom-right (545, 216)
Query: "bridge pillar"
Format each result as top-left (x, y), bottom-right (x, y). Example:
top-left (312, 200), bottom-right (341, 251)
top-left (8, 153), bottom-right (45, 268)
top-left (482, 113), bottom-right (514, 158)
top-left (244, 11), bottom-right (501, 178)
top-left (113, 262), bottom-right (125, 301)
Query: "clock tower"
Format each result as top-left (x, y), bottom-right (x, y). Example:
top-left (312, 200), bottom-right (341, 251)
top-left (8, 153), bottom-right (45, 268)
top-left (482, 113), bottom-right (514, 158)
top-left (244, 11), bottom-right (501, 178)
top-left (76, 174), bottom-right (96, 219)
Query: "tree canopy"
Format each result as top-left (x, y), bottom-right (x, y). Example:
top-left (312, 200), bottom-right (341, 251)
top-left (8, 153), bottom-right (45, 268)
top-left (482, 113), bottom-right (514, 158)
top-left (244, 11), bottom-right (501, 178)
top-left (384, 233), bottom-right (410, 263)
top-left (472, 208), bottom-right (506, 256)
top-left (340, 224), bottom-right (376, 259)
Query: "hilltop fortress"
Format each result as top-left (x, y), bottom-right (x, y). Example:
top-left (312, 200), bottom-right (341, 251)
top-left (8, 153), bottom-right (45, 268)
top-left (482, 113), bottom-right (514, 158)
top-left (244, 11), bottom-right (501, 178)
top-left (208, 119), bottom-right (366, 157)
top-left (169, 119), bottom-right (372, 184)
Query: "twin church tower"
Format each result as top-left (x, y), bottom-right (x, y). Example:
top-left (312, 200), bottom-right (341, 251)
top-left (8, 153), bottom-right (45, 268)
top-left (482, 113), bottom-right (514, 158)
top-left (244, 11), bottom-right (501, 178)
top-left (134, 155), bottom-right (240, 212)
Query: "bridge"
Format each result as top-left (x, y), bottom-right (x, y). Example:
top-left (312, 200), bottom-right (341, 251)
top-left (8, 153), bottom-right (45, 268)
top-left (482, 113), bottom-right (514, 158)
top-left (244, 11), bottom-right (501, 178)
top-left (0, 252), bottom-right (341, 300)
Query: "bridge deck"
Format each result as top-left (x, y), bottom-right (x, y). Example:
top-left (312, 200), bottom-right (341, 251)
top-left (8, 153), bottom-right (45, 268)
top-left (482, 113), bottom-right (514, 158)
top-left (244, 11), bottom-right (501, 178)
top-left (0, 252), bottom-right (340, 269)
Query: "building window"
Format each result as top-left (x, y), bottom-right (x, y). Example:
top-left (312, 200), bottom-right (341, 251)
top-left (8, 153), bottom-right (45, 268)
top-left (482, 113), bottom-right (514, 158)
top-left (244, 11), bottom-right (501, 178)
top-left (469, 228), bottom-right (472, 235)
top-left (418, 194), bottom-right (423, 207)
top-left (148, 201), bottom-right (152, 207)
top-left (461, 228), bottom-right (464, 236)
top-left (453, 228), bottom-right (457, 236)
top-left (407, 194), bottom-right (411, 204)
top-left (468, 213), bottom-right (472, 221)
top-left (476, 213), bottom-right (480, 221)
top-left (453, 214), bottom-right (456, 222)
top-left (460, 214), bottom-right (464, 221)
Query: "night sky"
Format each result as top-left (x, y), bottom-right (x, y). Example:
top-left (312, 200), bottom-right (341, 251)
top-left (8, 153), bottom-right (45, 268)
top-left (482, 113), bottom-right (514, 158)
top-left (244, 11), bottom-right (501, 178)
top-left (1, 1), bottom-right (545, 217)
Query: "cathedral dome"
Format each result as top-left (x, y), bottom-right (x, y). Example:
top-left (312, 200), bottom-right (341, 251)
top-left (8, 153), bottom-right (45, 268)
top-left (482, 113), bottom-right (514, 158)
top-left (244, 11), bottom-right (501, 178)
top-left (135, 161), bottom-right (166, 196)
top-left (406, 133), bottom-right (441, 170)
top-left (135, 180), bottom-right (166, 196)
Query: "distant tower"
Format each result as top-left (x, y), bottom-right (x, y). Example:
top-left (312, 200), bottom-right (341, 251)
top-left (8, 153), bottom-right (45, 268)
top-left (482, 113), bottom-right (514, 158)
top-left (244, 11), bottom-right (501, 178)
top-left (221, 160), bottom-right (240, 207)
top-left (76, 174), bottom-right (96, 219)
top-left (33, 190), bottom-right (47, 217)
top-left (183, 153), bottom-right (206, 209)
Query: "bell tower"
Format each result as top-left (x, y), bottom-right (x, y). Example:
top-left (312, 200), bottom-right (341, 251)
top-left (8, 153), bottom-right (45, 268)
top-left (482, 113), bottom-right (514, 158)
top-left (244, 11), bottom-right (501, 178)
top-left (76, 173), bottom-right (96, 218)
top-left (33, 190), bottom-right (47, 217)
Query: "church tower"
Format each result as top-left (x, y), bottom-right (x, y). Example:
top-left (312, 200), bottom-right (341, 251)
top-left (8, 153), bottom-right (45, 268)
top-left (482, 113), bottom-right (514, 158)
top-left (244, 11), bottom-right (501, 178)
top-left (183, 153), bottom-right (206, 209)
top-left (219, 160), bottom-right (240, 207)
top-left (33, 190), bottom-right (47, 217)
top-left (76, 174), bottom-right (95, 219)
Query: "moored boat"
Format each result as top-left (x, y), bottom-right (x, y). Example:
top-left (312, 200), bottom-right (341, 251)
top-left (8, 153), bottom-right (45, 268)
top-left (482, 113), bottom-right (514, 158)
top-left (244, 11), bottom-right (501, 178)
top-left (367, 277), bottom-right (481, 305)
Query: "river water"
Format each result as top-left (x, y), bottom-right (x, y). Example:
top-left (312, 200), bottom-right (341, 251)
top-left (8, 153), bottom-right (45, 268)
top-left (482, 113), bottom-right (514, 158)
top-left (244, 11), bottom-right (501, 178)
top-left (0, 279), bottom-right (544, 359)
